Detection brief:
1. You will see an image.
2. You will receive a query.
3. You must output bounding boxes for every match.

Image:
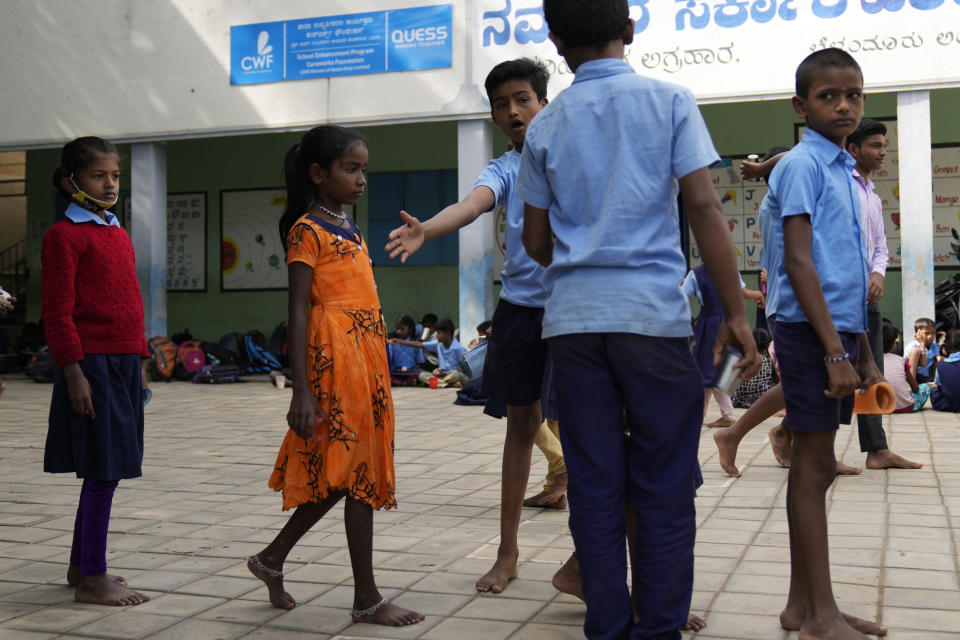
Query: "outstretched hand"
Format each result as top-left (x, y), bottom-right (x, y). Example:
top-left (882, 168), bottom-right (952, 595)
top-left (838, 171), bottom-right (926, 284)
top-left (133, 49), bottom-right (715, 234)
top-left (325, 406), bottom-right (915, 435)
top-left (713, 317), bottom-right (761, 380)
top-left (385, 210), bottom-right (424, 263)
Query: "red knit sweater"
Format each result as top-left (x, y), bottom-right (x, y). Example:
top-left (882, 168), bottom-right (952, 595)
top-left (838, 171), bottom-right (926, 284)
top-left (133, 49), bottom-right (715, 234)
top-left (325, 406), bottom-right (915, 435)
top-left (41, 217), bottom-right (150, 367)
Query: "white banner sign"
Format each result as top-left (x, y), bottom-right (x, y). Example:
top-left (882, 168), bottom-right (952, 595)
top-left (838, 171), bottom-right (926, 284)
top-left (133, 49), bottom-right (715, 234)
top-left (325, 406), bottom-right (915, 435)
top-left (474, 1), bottom-right (960, 102)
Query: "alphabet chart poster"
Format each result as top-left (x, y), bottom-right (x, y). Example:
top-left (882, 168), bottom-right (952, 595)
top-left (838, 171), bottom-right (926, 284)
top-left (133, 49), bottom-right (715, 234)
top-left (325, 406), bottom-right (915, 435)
top-left (688, 158), bottom-right (766, 272)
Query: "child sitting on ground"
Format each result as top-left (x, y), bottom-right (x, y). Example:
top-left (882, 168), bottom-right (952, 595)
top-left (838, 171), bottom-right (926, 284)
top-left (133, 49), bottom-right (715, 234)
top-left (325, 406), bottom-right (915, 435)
top-left (883, 321), bottom-right (932, 413)
top-left (905, 317), bottom-right (942, 383)
top-left (393, 318), bottom-right (468, 388)
top-left (732, 327), bottom-right (778, 408)
top-left (387, 315), bottom-right (423, 386)
top-left (931, 329), bottom-right (960, 412)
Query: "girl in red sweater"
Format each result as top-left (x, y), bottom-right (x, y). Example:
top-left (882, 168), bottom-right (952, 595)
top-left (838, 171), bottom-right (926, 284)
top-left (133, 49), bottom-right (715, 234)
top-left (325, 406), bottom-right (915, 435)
top-left (42, 137), bottom-right (151, 607)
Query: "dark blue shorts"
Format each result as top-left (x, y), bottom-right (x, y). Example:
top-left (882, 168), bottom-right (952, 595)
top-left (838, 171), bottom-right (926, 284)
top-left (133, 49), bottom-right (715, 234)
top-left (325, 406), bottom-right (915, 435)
top-left (481, 299), bottom-right (547, 407)
top-left (776, 321), bottom-right (859, 432)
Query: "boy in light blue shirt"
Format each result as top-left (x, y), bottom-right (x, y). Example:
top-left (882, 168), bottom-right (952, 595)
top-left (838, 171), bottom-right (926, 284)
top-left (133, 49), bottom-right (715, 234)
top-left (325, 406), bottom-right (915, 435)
top-left (386, 59), bottom-right (570, 593)
top-left (516, 2), bottom-right (758, 638)
top-left (764, 48), bottom-right (886, 639)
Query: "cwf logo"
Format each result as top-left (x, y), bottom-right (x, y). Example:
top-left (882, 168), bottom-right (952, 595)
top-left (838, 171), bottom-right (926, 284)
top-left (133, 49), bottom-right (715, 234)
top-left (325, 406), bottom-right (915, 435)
top-left (242, 31), bottom-right (274, 71)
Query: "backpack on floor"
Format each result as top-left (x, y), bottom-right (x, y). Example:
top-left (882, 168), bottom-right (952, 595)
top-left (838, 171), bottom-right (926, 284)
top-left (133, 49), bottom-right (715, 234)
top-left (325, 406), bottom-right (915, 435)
top-left (242, 334), bottom-right (283, 373)
top-left (176, 340), bottom-right (207, 375)
top-left (170, 328), bottom-right (193, 345)
top-left (147, 336), bottom-right (177, 381)
top-left (192, 363), bottom-right (242, 384)
top-left (219, 332), bottom-right (245, 361)
top-left (201, 341), bottom-right (241, 367)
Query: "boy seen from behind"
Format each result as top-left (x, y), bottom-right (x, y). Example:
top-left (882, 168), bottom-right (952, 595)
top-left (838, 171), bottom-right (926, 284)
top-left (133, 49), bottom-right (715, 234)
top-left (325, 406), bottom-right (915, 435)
top-left (765, 48), bottom-right (887, 639)
top-left (517, 1), bottom-right (759, 637)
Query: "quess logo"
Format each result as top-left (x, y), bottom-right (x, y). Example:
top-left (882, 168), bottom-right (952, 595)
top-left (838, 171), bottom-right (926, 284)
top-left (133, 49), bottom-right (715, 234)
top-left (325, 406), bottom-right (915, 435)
top-left (242, 31), bottom-right (275, 71)
top-left (391, 25), bottom-right (448, 44)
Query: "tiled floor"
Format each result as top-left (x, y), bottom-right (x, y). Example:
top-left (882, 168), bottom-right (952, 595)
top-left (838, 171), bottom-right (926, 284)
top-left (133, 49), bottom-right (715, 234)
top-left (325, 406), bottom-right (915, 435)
top-left (0, 377), bottom-right (958, 639)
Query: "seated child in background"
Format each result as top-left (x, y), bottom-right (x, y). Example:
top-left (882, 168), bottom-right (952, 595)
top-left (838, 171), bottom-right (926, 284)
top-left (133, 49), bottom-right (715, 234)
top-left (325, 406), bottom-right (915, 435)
top-left (931, 329), bottom-right (960, 412)
top-left (388, 315), bottom-right (424, 386)
top-left (883, 321), bottom-right (932, 413)
top-left (419, 313), bottom-right (439, 367)
top-left (732, 328), bottom-right (778, 408)
top-left (467, 321), bottom-right (492, 349)
top-left (393, 318), bottom-right (468, 388)
top-left (905, 317), bottom-right (942, 383)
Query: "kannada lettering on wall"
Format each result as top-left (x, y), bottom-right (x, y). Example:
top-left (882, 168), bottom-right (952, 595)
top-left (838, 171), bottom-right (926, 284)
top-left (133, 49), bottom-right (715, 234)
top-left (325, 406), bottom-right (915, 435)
top-left (121, 193), bottom-right (207, 291)
top-left (475, 1), bottom-right (960, 100)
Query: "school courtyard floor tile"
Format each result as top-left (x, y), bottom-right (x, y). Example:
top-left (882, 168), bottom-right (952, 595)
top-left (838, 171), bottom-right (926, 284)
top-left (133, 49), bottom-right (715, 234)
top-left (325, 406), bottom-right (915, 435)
top-left (0, 377), bottom-right (958, 639)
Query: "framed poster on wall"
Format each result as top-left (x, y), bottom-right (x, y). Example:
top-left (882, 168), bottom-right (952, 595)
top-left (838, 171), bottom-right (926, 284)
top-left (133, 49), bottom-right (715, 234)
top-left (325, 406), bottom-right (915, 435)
top-left (121, 192), bottom-right (207, 291)
top-left (220, 188), bottom-right (288, 291)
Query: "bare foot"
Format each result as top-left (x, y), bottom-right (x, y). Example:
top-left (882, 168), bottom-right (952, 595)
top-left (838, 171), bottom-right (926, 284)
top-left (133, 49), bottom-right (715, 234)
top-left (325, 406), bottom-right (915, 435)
top-left (799, 617), bottom-right (871, 640)
top-left (769, 424), bottom-right (792, 467)
top-left (782, 606), bottom-right (886, 636)
top-left (476, 548), bottom-right (518, 593)
top-left (836, 461), bottom-right (863, 475)
top-left (247, 554), bottom-right (295, 609)
top-left (552, 553), bottom-right (583, 600)
top-left (683, 613), bottom-right (707, 631)
top-left (522, 491), bottom-right (567, 509)
top-left (74, 574), bottom-right (149, 606)
top-left (713, 427), bottom-right (742, 477)
top-left (865, 449), bottom-right (923, 470)
top-left (352, 599), bottom-right (425, 626)
top-left (705, 417), bottom-right (735, 428)
top-left (67, 564), bottom-right (126, 587)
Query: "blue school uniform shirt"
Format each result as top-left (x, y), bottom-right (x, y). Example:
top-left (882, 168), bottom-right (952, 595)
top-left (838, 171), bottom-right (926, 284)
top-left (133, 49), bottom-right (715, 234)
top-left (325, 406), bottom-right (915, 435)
top-left (757, 194), bottom-right (781, 316)
top-left (515, 58), bottom-right (719, 339)
top-left (475, 150), bottom-right (546, 308)
top-left (388, 343), bottom-right (424, 370)
top-left (422, 337), bottom-right (467, 371)
top-left (764, 129), bottom-right (868, 333)
top-left (906, 339), bottom-right (940, 378)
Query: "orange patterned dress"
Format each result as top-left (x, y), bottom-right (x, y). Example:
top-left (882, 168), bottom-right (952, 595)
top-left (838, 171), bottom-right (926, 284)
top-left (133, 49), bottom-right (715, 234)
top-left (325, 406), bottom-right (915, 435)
top-left (269, 214), bottom-right (396, 510)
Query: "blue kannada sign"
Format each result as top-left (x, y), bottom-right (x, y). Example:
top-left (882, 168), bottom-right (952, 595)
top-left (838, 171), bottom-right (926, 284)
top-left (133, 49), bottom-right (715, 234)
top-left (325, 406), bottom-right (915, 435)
top-left (230, 4), bottom-right (452, 85)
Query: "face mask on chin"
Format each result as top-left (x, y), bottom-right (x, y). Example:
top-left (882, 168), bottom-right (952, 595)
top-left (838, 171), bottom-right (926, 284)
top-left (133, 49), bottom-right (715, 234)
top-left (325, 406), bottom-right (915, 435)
top-left (70, 176), bottom-right (118, 210)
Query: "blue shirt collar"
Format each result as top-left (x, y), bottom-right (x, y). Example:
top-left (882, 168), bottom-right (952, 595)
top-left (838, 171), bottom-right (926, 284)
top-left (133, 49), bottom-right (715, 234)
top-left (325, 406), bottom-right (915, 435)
top-left (801, 128), bottom-right (855, 170)
top-left (946, 352), bottom-right (960, 363)
top-left (65, 202), bottom-right (120, 227)
top-left (572, 58), bottom-right (633, 84)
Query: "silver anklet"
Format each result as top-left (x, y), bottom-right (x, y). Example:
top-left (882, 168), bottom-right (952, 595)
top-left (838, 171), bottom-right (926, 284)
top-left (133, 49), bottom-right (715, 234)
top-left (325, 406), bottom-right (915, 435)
top-left (352, 597), bottom-right (389, 618)
top-left (248, 554), bottom-right (283, 578)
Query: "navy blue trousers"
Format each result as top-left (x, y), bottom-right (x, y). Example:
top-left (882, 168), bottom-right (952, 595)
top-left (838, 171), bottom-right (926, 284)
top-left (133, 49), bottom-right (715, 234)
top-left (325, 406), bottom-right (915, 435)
top-left (549, 334), bottom-right (703, 640)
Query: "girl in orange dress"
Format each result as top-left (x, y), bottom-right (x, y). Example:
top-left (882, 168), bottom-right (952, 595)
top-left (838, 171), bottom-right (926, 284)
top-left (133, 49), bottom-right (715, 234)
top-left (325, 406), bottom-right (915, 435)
top-left (247, 126), bottom-right (423, 628)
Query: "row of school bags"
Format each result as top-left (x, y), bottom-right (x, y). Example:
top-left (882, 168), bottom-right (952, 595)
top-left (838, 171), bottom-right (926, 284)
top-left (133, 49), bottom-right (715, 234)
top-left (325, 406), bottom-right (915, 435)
top-left (147, 326), bottom-right (287, 384)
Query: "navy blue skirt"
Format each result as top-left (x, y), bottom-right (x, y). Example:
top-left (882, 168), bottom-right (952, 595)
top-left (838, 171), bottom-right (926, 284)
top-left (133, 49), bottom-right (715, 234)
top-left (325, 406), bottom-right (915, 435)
top-left (45, 354), bottom-right (145, 481)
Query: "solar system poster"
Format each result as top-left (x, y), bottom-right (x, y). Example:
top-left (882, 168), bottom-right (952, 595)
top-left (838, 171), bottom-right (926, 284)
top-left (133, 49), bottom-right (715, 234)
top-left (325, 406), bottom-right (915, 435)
top-left (220, 188), bottom-right (288, 291)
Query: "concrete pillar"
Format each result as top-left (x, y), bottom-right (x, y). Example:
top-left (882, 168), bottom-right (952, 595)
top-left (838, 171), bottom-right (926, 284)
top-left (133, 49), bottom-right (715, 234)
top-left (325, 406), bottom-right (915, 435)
top-left (897, 91), bottom-right (934, 333)
top-left (457, 120), bottom-right (495, 345)
top-left (131, 143), bottom-right (167, 338)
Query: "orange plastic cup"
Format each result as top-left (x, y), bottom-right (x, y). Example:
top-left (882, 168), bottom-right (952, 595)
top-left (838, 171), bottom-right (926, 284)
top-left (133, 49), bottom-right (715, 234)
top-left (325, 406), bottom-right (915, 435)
top-left (853, 381), bottom-right (896, 414)
top-left (429, 376), bottom-right (439, 389)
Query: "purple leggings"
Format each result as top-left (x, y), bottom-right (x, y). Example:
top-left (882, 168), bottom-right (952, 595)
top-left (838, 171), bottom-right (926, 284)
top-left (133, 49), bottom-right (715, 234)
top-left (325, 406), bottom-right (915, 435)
top-left (69, 478), bottom-right (118, 576)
